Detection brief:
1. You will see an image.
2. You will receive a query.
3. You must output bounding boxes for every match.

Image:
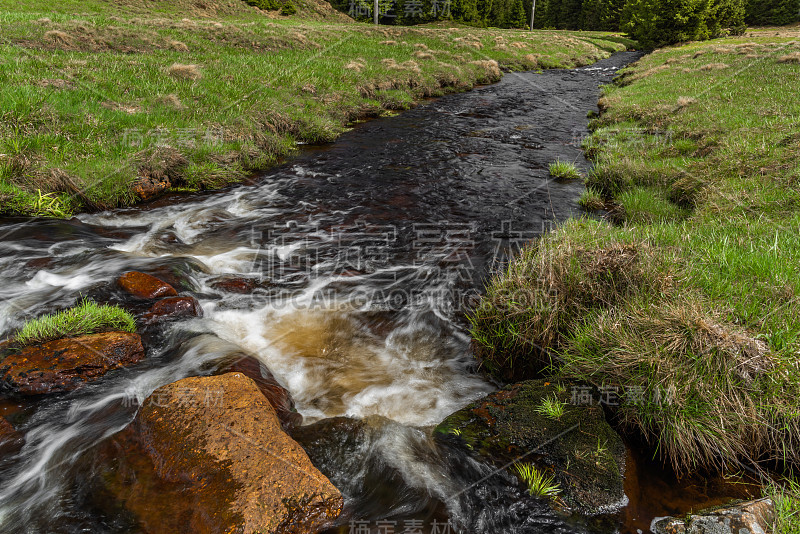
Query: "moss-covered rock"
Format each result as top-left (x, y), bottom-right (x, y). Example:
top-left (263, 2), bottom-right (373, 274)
top-left (434, 379), bottom-right (626, 515)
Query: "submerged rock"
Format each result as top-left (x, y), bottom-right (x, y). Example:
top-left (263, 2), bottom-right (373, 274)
top-left (141, 295), bottom-right (203, 324)
top-left (95, 373), bottom-right (342, 534)
top-left (651, 498), bottom-right (774, 534)
top-left (434, 379), bottom-right (626, 515)
top-left (209, 275), bottom-right (265, 294)
top-left (0, 332), bottom-right (145, 395)
top-left (0, 416), bottom-right (23, 457)
top-left (118, 271), bottom-right (178, 300)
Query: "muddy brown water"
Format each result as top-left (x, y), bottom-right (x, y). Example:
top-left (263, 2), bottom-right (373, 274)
top-left (0, 51), bottom-right (757, 533)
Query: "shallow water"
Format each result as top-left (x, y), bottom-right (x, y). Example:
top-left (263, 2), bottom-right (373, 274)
top-left (0, 51), bottom-right (736, 534)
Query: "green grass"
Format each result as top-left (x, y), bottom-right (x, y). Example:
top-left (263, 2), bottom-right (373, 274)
top-left (548, 159), bottom-right (583, 180)
top-left (470, 30), bottom-right (800, 474)
top-left (534, 394), bottom-right (565, 419)
top-left (513, 463), bottom-right (561, 498)
top-left (578, 186), bottom-right (604, 211)
top-left (767, 476), bottom-right (800, 534)
top-left (0, 0), bottom-right (629, 217)
top-left (13, 300), bottom-right (137, 347)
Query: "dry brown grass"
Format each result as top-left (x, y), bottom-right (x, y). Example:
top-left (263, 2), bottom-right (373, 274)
top-left (344, 59), bottom-right (365, 72)
top-left (156, 93), bottom-right (183, 109)
top-left (778, 52), bottom-right (800, 64)
top-left (676, 96), bottom-right (697, 108)
top-left (699, 62), bottom-right (729, 71)
top-left (413, 51), bottom-right (434, 60)
top-left (167, 63), bottom-right (202, 80)
top-left (469, 59), bottom-right (501, 81)
top-left (168, 39), bottom-right (189, 51)
top-left (44, 30), bottom-right (73, 46)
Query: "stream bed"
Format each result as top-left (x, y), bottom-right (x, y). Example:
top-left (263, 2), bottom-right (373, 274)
top-left (0, 51), bottom-right (756, 533)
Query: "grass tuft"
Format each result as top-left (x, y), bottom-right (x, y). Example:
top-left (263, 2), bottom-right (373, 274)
top-left (578, 187), bottom-right (605, 211)
top-left (534, 394), bottom-right (565, 419)
top-left (549, 160), bottom-right (583, 180)
top-left (514, 463), bottom-right (561, 498)
top-left (13, 300), bottom-right (137, 347)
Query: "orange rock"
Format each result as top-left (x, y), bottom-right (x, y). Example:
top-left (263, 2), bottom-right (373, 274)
top-left (220, 356), bottom-right (302, 430)
top-left (118, 271), bottom-right (178, 300)
top-left (132, 175), bottom-right (171, 201)
top-left (97, 373), bottom-right (342, 533)
top-left (0, 332), bottom-right (145, 395)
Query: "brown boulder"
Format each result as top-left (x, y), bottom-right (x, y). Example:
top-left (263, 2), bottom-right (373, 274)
top-left (220, 356), bottom-right (302, 430)
top-left (0, 332), bottom-right (145, 395)
top-left (96, 373), bottom-right (342, 534)
top-left (118, 271), bottom-right (178, 300)
top-left (141, 296), bottom-right (203, 324)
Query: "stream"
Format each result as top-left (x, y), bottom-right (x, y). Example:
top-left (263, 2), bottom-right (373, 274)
top-left (0, 51), bottom-right (754, 533)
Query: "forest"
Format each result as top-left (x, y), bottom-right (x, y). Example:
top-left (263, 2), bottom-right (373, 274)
top-left (331, 0), bottom-right (800, 45)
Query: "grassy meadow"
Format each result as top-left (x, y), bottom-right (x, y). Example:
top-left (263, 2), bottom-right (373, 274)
top-left (0, 0), bottom-right (630, 217)
top-left (470, 27), bottom-right (800, 496)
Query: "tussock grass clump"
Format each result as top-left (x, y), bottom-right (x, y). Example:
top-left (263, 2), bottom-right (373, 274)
top-left (167, 63), bottom-right (202, 80)
top-left (699, 62), bottom-right (729, 70)
top-left (778, 52), bottom-right (800, 64)
top-left (578, 187), bottom-right (604, 211)
top-left (562, 299), bottom-right (799, 473)
top-left (13, 300), bottom-right (136, 347)
top-left (548, 160), bottom-right (582, 180)
top-left (469, 220), bottom-right (671, 380)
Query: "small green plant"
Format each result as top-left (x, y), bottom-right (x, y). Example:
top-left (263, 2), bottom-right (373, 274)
top-left (549, 160), bottom-right (582, 180)
top-left (535, 395), bottom-right (565, 419)
top-left (31, 190), bottom-right (71, 218)
top-left (14, 299), bottom-right (136, 347)
top-left (450, 428), bottom-right (462, 436)
top-left (514, 463), bottom-right (561, 498)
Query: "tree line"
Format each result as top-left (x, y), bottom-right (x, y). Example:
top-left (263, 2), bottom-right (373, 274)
top-left (329, 0), bottom-right (799, 46)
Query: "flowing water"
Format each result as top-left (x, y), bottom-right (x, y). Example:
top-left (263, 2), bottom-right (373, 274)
top-left (0, 51), bottom-right (735, 533)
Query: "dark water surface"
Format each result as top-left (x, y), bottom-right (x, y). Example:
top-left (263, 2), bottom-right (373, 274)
top-left (0, 51), bottom-right (742, 534)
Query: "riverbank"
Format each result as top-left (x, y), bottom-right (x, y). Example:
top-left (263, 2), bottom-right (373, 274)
top-left (0, 0), bottom-right (631, 217)
top-left (470, 27), bottom-right (800, 522)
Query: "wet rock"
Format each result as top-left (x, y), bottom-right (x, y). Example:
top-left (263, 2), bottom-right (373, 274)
top-left (95, 373), bottom-right (342, 534)
top-left (0, 416), bottom-right (23, 453)
top-left (209, 275), bottom-right (261, 294)
top-left (141, 296), bottom-right (203, 324)
top-left (651, 498), bottom-right (774, 534)
top-left (434, 379), bottom-right (626, 515)
top-left (132, 175), bottom-right (171, 201)
top-left (219, 356), bottom-right (302, 430)
top-left (0, 332), bottom-right (145, 395)
top-left (118, 271), bottom-right (177, 300)
top-left (24, 256), bottom-right (56, 269)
